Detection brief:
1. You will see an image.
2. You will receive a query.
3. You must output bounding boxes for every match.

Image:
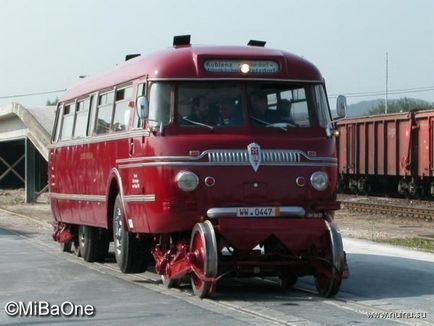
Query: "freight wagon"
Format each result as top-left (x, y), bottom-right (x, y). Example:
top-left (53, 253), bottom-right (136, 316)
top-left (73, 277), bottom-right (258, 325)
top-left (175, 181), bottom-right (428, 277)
top-left (336, 109), bottom-right (434, 197)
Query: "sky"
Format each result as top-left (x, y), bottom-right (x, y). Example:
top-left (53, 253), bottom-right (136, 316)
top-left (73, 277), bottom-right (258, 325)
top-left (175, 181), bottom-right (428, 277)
top-left (1, 0), bottom-right (434, 110)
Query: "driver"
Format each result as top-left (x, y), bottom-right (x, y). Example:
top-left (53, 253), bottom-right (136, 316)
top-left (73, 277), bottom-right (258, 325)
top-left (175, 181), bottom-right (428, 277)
top-left (187, 95), bottom-right (210, 124)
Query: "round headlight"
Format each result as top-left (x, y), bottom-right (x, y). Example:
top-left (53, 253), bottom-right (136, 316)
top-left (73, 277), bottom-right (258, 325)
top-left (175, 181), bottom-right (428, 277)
top-left (175, 171), bottom-right (199, 192)
top-left (310, 171), bottom-right (329, 191)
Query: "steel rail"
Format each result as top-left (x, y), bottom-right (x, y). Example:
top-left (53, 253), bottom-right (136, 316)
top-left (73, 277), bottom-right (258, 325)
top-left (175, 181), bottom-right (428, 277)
top-left (341, 201), bottom-right (434, 221)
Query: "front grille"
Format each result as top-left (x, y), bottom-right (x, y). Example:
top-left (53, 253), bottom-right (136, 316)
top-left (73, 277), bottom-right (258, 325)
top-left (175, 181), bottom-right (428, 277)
top-left (207, 150), bottom-right (301, 164)
top-left (208, 150), bottom-right (248, 163)
top-left (261, 150), bottom-right (301, 163)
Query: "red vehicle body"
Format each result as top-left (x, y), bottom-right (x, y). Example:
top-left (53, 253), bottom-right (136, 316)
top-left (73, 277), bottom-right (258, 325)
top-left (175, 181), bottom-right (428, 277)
top-left (336, 109), bottom-right (434, 197)
top-left (50, 36), bottom-right (347, 298)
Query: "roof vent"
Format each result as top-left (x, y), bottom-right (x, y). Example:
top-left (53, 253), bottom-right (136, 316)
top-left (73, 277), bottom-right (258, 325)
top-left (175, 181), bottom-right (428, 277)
top-left (248, 40), bottom-right (266, 47)
top-left (173, 35), bottom-right (191, 47)
top-left (125, 54), bottom-right (140, 61)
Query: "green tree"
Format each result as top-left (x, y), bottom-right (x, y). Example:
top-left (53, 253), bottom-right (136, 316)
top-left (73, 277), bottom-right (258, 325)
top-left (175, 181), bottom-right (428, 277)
top-left (369, 97), bottom-right (434, 115)
top-left (46, 97), bottom-right (59, 106)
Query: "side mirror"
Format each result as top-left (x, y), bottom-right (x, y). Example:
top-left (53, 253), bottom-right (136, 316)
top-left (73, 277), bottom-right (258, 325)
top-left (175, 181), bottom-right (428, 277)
top-left (336, 95), bottom-right (347, 118)
top-left (137, 96), bottom-right (149, 120)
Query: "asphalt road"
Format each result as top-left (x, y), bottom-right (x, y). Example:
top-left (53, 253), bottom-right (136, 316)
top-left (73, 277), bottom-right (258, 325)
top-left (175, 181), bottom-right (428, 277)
top-left (1, 210), bottom-right (434, 325)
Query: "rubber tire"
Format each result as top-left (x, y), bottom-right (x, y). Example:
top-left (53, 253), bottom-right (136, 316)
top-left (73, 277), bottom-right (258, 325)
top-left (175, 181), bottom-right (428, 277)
top-left (60, 240), bottom-right (72, 253)
top-left (78, 225), bottom-right (109, 262)
top-left (315, 272), bottom-right (342, 298)
top-left (113, 194), bottom-right (148, 273)
top-left (72, 234), bottom-right (81, 257)
top-left (279, 274), bottom-right (298, 290)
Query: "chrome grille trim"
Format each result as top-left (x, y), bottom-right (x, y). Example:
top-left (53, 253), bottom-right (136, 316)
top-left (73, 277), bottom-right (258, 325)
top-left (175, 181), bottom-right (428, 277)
top-left (207, 149), bottom-right (301, 164)
top-left (116, 149), bottom-right (337, 164)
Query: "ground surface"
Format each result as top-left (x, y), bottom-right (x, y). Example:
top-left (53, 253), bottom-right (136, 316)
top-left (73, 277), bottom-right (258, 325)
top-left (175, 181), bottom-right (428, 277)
top-left (1, 189), bottom-right (434, 324)
top-left (1, 189), bottom-right (434, 249)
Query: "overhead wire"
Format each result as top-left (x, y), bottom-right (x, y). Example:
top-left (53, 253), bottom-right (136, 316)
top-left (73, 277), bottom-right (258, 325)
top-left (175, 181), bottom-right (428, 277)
top-left (328, 86), bottom-right (434, 99)
top-left (0, 89), bottom-right (66, 100)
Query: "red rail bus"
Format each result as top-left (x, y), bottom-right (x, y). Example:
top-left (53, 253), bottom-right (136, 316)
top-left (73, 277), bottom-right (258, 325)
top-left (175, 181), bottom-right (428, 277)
top-left (50, 36), bottom-right (348, 298)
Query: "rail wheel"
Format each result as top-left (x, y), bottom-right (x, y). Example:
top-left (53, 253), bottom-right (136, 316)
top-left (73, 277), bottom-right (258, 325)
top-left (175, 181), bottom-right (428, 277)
top-left (190, 220), bottom-right (218, 298)
top-left (113, 194), bottom-right (148, 273)
top-left (58, 225), bottom-right (73, 253)
top-left (161, 268), bottom-right (180, 289)
top-left (159, 236), bottom-right (181, 289)
top-left (314, 221), bottom-right (344, 297)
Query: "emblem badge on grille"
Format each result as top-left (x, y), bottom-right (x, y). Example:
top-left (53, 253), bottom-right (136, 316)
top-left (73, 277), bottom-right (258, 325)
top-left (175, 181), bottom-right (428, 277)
top-left (247, 143), bottom-right (261, 172)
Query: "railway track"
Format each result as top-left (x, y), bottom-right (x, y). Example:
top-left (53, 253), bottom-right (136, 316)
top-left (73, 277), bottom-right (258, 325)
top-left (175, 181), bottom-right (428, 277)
top-left (341, 201), bottom-right (434, 221)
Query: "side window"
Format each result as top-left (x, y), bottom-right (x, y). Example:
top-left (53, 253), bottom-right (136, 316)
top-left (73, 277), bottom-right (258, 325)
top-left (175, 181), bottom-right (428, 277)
top-left (73, 98), bottom-right (90, 138)
top-left (87, 95), bottom-right (96, 136)
top-left (148, 83), bottom-right (171, 128)
top-left (133, 83), bottom-right (146, 129)
top-left (95, 91), bottom-right (114, 135)
top-left (60, 104), bottom-right (74, 140)
top-left (314, 85), bottom-right (331, 128)
top-left (112, 86), bottom-right (132, 132)
top-left (53, 105), bottom-right (63, 142)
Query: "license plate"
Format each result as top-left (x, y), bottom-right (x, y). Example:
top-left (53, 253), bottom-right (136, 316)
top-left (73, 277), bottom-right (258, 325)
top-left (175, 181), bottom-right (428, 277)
top-left (236, 207), bottom-right (279, 217)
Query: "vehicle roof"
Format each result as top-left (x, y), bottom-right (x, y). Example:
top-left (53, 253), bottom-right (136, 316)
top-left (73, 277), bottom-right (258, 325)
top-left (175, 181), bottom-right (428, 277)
top-left (62, 45), bottom-right (323, 102)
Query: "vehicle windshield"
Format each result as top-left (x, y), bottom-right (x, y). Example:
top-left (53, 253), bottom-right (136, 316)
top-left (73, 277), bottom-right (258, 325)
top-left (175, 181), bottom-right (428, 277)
top-left (176, 83), bottom-right (244, 128)
top-left (246, 83), bottom-right (331, 129)
top-left (157, 81), bottom-right (330, 130)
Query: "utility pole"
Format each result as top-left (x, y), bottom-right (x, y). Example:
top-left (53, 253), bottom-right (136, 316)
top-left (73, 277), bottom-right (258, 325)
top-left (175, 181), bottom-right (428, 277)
top-left (385, 52), bottom-right (389, 114)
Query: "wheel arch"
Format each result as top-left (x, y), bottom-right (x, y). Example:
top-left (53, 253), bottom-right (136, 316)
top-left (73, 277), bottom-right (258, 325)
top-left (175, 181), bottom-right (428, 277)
top-left (106, 168), bottom-right (127, 231)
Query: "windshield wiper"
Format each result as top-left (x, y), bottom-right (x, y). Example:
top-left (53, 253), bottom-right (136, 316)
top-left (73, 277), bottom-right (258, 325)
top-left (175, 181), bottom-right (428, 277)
top-left (251, 116), bottom-right (288, 131)
top-left (182, 117), bottom-right (214, 130)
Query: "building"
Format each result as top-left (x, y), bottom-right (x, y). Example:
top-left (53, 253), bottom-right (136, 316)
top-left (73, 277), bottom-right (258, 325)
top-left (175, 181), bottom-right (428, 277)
top-left (0, 102), bottom-right (55, 202)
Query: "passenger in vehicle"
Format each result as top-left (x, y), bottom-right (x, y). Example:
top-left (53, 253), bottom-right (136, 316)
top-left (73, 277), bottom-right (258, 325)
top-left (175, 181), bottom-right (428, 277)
top-left (249, 92), bottom-right (278, 124)
top-left (277, 99), bottom-right (297, 126)
top-left (217, 98), bottom-right (243, 126)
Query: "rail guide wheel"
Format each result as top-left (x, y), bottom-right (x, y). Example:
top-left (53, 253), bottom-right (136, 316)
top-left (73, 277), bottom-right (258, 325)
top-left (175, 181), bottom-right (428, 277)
top-left (161, 259), bottom-right (180, 289)
top-left (189, 220), bottom-right (218, 298)
top-left (314, 221), bottom-right (345, 297)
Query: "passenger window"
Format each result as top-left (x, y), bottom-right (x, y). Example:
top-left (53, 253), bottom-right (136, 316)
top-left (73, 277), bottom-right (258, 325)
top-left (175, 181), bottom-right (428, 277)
top-left (87, 95), bottom-right (96, 136)
top-left (53, 105), bottom-right (63, 142)
top-left (60, 104), bottom-right (74, 140)
top-left (95, 91), bottom-right (114, 135)
top-left (112, 86), bottom-right (132, 132)
top-left (73, 98), bottom-right (90, 138)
